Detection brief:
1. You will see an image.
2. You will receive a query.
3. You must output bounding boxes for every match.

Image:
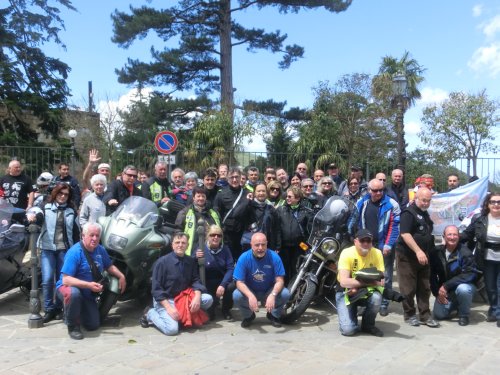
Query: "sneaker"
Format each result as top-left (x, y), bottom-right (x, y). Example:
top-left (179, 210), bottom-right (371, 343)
top-left (140, 306), bottom-right (150, 328)
top-left (458, 317), bottom-right (469, 326)
top-left (379, 306), bottom-right (388, 317)
top-left (68, 326), bottom-right (83, 340)
top-left (241, 312), bottom-right (256, 328)
top-left (405, 316), bottom-right (420, 327)
top-left (362, 326), bottom-right (384, 337)
top-left (423, 318), bottom-right (440, 328)
top-left (266, 312), bottom-right (282, 328)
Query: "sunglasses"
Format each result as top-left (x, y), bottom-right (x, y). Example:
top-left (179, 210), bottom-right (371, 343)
top-left (358, 238), bottom-right (372, 244)
top-left (125, 173), bottom-right (138, 178)
top-left (489, 200), bottom-right (500, 205)
top-left (370, 188), bottom-right (383, 193)
top-left (209, 233), bottom-right (222, 238)
top-left (303, 185), bottom-right (314, 188)
top-left (322, 182), bottom-right (332, 185)
top-left (270, 187), bottom-right (280, 192)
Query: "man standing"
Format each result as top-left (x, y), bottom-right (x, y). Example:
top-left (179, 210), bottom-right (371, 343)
top-left (335, 229), bottom-right (385, 337)
top-left (201, 168), bottom-right (219, 208)
top-left (295, 163), bottom-right (308, 179)
top-left (348, 179), bottom-right (400, 316)
top-left (0, 160), bottom-right (34, 212)
top-left (338, 166), bottom-right (366, 195)
top-left (276, 168), bottom-right (290, 192)
top-left (56, 223), bottom-right (126, 340)
top-left (430, 225), bottom-right (479, 326)
top-left (447, 173), bottom-right (460, 191)
top-left (142, 161), bottom-right (171, 207)
top-left (396, 187), bottom-right (440, 328)
top-left (244, 167), bottom-right (260, 193)
top-left (233, 233), bottom-right (290, 328)
top-left (216, 164), bottom-right (229, 188)
top-left (140, 232), bottom-right (213, 336)
top-left (103, 165), bottom-right (142, 215)
top-left (82, 149), bottom-right (111, 188)
top-left (327, 163), bottom-right (344, 187)
top-left (54, 163), bottom-right (82, 208)
top-left (213, 167), bottom-right (249, 260)
top-left (386, 168), bottom-right (409, 208)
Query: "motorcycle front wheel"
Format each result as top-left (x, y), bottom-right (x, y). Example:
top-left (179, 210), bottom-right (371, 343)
top-left (98, 289), bottom-right (120, 323)
top-left (281, 275), bottom-right (317, 324)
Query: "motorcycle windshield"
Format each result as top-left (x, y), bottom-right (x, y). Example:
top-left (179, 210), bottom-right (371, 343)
top-left (0, 198), bottom-right (14, 233)
top-left (112, 196), bottom-right (159, 228)
top-left (308, 196), bottom-right (353, 243)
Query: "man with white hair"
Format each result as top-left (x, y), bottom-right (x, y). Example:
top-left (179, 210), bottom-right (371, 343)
top-left (0, 160), bottom-right (34, 223)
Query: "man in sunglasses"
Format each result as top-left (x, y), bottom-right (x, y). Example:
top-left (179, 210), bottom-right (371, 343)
top-left (103, 165), bottom-right (142, 215)
top-left (348, 178), bottom-right (401, 317)
top-left (336, 229), bottom-right (385, 337)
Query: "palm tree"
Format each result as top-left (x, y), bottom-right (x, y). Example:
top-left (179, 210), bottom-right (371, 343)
top-left (372, 51), bottom-right (426, 172)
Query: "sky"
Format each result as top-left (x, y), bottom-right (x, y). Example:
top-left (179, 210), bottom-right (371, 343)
top-left (45, 0), bottom-right (500, 155)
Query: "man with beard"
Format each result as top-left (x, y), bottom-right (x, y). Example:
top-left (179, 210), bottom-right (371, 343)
top-left (54, 163), bottom-right (82, 208)
top-left (142, 161), bottom-right (171, 207)
top-left (335, 229), bottom-right (385, 337)
top-left (213, 167), bottom-right (249, 260)
top-left (176, 186), bottom-right (221, 257)
top-left (396, 187), bottom-right (440, 328)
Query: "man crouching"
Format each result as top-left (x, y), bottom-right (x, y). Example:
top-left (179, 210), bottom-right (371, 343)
top-left (56, 223), bottom-right (126, 340)
top-left (140, 232), bottom-right (213, 335)
top-left (335, 229), bottom-right (385, 337)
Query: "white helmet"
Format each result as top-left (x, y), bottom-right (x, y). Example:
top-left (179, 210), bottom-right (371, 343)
top-left (37, 172), bottom-right (54, 186)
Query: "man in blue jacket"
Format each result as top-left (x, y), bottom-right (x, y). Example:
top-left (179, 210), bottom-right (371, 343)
top-left (348, 178), bottom-right (401, 316)
top-left (430, 225), bottom-right (479, 326)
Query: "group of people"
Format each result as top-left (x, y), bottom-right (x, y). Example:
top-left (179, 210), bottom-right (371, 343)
top-left (1, 152), bottom-right (498, 340)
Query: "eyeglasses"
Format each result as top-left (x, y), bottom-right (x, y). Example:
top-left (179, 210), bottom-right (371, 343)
top-left (322, 182), bottom-right (332, 185)
top-left (349, 182), bottom-right (359, 186)
top-left (359, 238), bottom-right (372, 244)
top-left (489, 200), bottom-right (500, 206)
top-left (125, 173), bottom-right (138, 178)
top-left (209, 233), bottom-right (222, 238)
top-left (270, 187), bottom-right (280, 192)
top-left (303, 185), bottom-right (313, 189)
top-left (229, 175), bottom-right (240, 180)
top-left (370, 188), bottom-right (383, 193)
top-left (297, 167), bottom-right (306, 171)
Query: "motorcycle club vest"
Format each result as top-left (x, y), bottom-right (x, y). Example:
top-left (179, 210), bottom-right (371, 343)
top-left (396, 204), bottom-right (435, 257)
top-left (148, 178), bottom-right (170, 204)
top-left (184, 207), bottom-right (221, 256)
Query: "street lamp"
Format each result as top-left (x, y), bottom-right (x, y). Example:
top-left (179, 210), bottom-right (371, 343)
top-left (392, 72), bottom-right (408, 171)
top-left (68, 129), bottom-right (77, 176)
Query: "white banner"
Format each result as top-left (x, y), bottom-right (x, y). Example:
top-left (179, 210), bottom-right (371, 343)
top-left (428, 176), bottom-right (489, 235)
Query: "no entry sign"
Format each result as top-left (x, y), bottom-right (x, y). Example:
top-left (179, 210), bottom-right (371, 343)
top-left (154, 131), bottom-right (178, 155)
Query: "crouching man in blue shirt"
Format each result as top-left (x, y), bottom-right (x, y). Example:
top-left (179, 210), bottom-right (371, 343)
top-left (233, 232), bottom-right (290, 328)
top-left (56, 222), bottom-right (126, 340)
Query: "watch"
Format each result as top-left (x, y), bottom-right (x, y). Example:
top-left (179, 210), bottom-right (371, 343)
top-left (271, 292), bottom-right (277, 296)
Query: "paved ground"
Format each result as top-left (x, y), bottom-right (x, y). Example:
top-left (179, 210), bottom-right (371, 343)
top-left (0, 288), bottom-right (499, 375)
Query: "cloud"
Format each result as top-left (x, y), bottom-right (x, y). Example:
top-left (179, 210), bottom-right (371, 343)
top-left (481, 14), bottom-right (500, 38)
top-left (405, 120), bottom-right (421, 135)
top-left (472, 4), bottom-right (483, 17)
top-left (417, 87), bottom-right (449, 106)
top-left (468, 42), bottom-right (500, 77)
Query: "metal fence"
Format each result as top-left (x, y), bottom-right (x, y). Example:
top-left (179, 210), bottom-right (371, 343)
top-left (1, 145), bottom-right (498, 192)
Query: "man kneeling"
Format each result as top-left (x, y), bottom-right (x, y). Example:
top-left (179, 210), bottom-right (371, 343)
top-left (140, 232), bottom-right (213, 335)
top-left (56, 223), bottom-right (126, 340)
top-left (233, 232), bottom-right (290, 328)
top-left (336, 229), bottom-right (385, 337)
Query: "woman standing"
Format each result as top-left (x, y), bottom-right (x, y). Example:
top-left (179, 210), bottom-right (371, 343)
top-left (267, 181), bottom-right (285, 208)
top-left (276, 186), bottom-right (312, 282)
top-left (196, 225), bottom-right (235, 321)
top-left (37, 183), bottom-right (79, 323)
top-left (343, 176), bottom-right (365, 204)
top-left (317, 176), bottom-right (336, 199)
top-left (79, 174), bottom-right (107, 226)
top-left (462, 192), bottom-right (500, 325)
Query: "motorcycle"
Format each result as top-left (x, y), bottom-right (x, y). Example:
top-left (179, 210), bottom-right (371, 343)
top-left (281, 195), bottom-right (353, 324)
top-left (98, 196), bottom-right (176, 319)
top-left (0, 198), bottom-right (33, 296)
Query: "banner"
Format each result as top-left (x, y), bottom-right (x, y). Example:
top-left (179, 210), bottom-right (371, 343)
top-left (428, 176), bottom-right (489, 235)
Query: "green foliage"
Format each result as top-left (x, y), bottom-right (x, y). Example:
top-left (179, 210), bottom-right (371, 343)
top-left (0, 0), bottom-right (75, 144)
top-left (420, 90), bottom-right (499, 176)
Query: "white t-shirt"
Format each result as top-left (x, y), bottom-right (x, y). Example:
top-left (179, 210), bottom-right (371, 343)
top-left (485, 214), bottom-right (500, 261)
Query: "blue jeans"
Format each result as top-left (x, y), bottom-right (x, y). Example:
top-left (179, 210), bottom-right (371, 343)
top-left (433, 283), bottom-right (476, 319)
top-left (483, 259), bottom-right (500, 319)
top-left (56, 286), bottom-right (100, 330)
top-left (232, 287), bottom-right (290, 319)
top-left (381, 248), bottom-right (395, 308)
top-left (41, 249), bottom-right (65, 312)
top-left (147, 294), bottom-right (213, 336)
top-left (336, 290), bottom-right (382, 336)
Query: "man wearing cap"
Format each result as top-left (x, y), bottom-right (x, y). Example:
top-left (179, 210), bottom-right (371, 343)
top-left (336, 229), bottom-right (385, 337)
top-left (327, 163), bottom-right (344, 187)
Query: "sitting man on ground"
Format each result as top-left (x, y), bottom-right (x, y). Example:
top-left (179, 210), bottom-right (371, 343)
top-left (56, 222), bottom-right (126, 340)
top-left (233, 232), bottom-right (290, 328)
top-left (335, 229), bottom-right (385, 337)
top-left (430, 225), bottom-right (479, 326)
top-left (140, 232), bottom-right (213, 336)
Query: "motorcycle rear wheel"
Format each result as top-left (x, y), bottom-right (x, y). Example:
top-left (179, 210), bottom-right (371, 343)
top-left (281, 275), bottom-right (317, 324)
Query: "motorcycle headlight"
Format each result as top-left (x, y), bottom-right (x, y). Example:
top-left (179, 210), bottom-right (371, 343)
top-left (108, 234), bottom-right (128, 251)
top-left (320, 239), bottom-right (340, 259)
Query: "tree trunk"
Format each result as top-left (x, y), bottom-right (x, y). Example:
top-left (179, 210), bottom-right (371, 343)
top-left (219, 0), bottom-right (234, 152)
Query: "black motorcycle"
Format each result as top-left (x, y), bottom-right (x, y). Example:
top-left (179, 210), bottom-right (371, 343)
top-left (281, 196), bottom-right (353, 324)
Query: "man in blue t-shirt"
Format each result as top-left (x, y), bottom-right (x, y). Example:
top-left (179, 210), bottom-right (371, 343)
top-left (233, 232), bottom-right (290, 328)
top-left (56, 222), bottom-right (126, 340)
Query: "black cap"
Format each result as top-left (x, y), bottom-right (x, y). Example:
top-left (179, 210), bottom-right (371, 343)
top-left (328, 163), bottom-right (338, 169)
top-left (351, 165), bottom-right (362, 171)
top-left (356, 229), bottom-right (373, 240)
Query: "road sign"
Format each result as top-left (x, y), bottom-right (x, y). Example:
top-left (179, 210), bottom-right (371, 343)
top-left (157, 155), bottom-right (176, 165)
top-left (154, 131), bottom-right (178, 155)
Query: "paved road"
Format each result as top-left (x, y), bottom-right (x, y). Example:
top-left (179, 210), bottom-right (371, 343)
top-left (1, 288), bottom-right (499, 374)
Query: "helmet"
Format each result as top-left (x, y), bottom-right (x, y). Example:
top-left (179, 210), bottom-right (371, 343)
top-left (37, 172), bottom-right (54, 186)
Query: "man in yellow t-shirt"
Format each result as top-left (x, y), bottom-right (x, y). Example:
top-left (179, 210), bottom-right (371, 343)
top-left (336, 229), bottom-right (385, 337)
